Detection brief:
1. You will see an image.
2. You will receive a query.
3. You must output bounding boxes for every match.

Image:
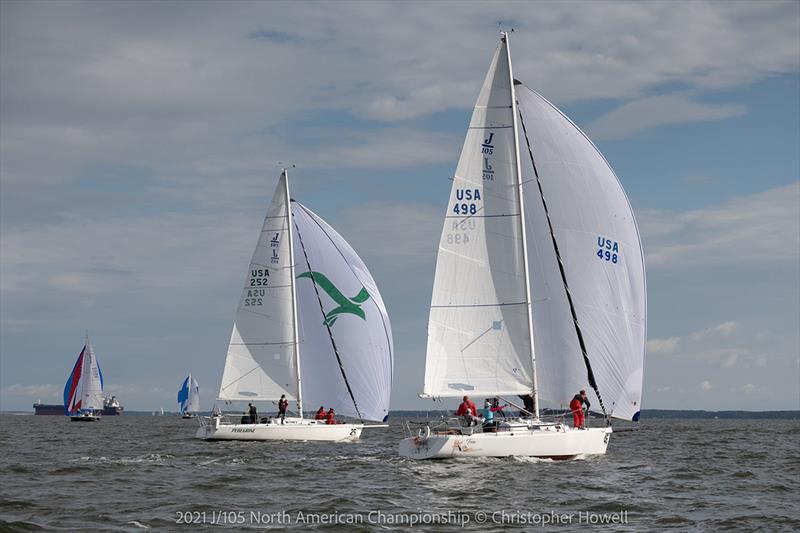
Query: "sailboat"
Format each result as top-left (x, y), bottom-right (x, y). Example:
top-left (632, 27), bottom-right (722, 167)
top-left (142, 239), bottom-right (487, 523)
top-left (196, 170), bottom-right (393, 442)
top-left (64, 335), bottom-right (105, 422)
top-left (178, 374), bottom-right (200, 418)
top-left (399, 33), bottom-right (646, 459)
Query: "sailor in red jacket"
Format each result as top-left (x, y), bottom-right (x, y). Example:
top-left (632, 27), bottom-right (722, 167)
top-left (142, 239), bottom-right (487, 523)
top-left (570, 390), bottom-right (590, 429)
top-left (455, 395), bottom-right (479, 426)
top-left (325, 408), bottom-right (336, 425)
top-left (314, 406), bottom-right (326, 420)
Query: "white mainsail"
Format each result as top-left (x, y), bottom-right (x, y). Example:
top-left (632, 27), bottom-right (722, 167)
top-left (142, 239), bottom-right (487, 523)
top-left (292, 201), bottom-right (394, 422)
top-left (424, 37), bottom-right (534, 398)
top-left (422, 35), bottom-right (646, 421)
top-left (218, 173), bottom-right (298, 402)
top-left (81, 338), bottom-right (104, 411)
top-left (516, 85), bottom-right (646, 421)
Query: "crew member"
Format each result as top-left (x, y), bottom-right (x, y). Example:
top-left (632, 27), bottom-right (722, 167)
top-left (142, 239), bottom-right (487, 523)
top-left (455, 395), bottom-right (479, 426)
top-left (482, 400), bottom-right (496, 432)
top-left (278, 394), bottom-right (289, 424)
top-left (326, 408), bottom-right (336, 425)
top-left (314, 406), bottom-right (326, 420)
top-left (248, 403), bottom-right (257, 424)
top-left (569, 390), bottom-right (591, 429)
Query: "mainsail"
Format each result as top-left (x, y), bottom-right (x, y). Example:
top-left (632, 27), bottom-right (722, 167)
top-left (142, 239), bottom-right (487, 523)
top-left (424, 37), bottom-right (534, 398)
top-left (63, 338), bottom-right (104, 414)
top-left (423, 35), bottom-right (646, 421)
top-left (178, 374), bottom-right (200, 414)
top-left (292, 201), bottom-right (394, 422)
top-left (218, 173), bottom-right (299, 402)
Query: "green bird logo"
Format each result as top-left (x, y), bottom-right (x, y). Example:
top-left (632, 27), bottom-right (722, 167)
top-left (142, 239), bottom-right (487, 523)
top-left (297, 271), bottom-right (370, 326)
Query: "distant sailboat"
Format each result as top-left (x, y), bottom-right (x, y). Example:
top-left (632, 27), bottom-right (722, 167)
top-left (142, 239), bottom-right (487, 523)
top-left (64, 335), bottom-right (104, 422)
top-left (197, 169), bottom-right (393, 442)
top-left (400, 33), bottom-right (646, 459)
top-left (178, 374), bottom-right (200, 418)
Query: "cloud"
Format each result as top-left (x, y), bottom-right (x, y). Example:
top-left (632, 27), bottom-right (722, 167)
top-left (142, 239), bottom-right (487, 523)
top-left (1, 383), bottom-right (59, 400)
top-left (701, 380), bottom-right (713, 391)
top-left (639, 182), bottom-right (800, 269)
top-left (741, 383), bottom-right (757, 395)
top-left (587, 93), bottom-right (747, 140)
top-left (692, 321), bottom-right (739, 341)
top-left (647, 337), bottom-right (681, 355)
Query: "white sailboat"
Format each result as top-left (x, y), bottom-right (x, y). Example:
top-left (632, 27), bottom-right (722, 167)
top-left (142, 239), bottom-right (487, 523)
top-left (197, 170), bottom-right (393, 442)
top-left (64, 335), bottom-right (104, 422)
top-left (399, 33), bottom-right (646, 459)
top-left (178, 373), bottom-right (200, 418)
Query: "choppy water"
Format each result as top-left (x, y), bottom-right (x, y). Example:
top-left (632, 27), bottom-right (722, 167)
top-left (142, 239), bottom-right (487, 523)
top-left (0, 415), bottom-right (797, 531)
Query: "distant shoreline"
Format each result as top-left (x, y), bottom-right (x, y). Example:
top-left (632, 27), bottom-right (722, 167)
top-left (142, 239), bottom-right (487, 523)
top-left (3, 409), bottom-right (798, 419)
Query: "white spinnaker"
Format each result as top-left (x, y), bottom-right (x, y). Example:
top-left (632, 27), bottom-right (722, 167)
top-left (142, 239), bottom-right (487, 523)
top-left (81, 339), bottom-right (104, 410)
top-left (187, 375), bottom-right (200, 413)
top-left (218, 174), bottom-right (298, 401)
top-left (516, 84), bottom-right (646, 421)
top-left (292, 201), bottom-right (393, 422)
top-left (423, 38), bottom-right (534, 398)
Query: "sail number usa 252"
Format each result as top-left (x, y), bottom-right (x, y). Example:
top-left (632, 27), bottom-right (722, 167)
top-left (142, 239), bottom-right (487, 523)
top-left (244, 268), bottom-right (269, 306)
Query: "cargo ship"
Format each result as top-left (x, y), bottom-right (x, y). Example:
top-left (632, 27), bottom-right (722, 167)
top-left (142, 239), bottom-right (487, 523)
top-left (33, 395), bottom-right (123, 416)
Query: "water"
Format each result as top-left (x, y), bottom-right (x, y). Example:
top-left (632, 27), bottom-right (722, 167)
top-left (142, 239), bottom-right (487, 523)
top-left (0, 415), bottom-right (797, 531)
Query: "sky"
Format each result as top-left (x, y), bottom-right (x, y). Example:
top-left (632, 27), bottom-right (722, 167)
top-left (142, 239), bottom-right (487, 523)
top-left (1, 1), bottom-right (798, 413)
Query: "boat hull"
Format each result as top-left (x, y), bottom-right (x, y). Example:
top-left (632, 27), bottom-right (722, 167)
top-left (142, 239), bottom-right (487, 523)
top-left (70, 414), bottom-right (101, 422)
top-left (399, 425), bottom-right (611, 460)
top-left (195, 417), bottom-right (363, 442)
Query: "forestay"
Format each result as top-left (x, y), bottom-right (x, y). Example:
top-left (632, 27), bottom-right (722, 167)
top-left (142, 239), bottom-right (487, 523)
top-left (516, 84), bottom-right (646, 421)
top-left (292, 201), bottom-right (393, 422)
top-left (218, 174), bottom-right (299, 402)
top-left (424, 38), bottom-right (534, 398)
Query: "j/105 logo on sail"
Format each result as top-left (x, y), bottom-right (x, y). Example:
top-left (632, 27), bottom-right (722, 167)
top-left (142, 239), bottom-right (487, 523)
top-left (597, 237), bottom-right (619, 264)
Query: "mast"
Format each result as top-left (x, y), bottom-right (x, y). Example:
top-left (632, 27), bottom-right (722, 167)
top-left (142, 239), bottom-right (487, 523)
top-left (284, 169), bottom-right (303, 418)
top-left (504, 32), bottom-right (540, 419)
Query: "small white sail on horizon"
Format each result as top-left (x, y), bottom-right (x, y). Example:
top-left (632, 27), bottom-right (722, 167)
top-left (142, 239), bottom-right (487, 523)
top-left (178, 374), bottom-right (200, 415)
top-left (64, 335), bottom-right (104, 420)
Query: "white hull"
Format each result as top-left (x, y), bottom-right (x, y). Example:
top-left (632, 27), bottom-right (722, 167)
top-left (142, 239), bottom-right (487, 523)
top-left (399, 423), bottom-right (611, 460)
top-left (195, 417), bottom-right (363, 442)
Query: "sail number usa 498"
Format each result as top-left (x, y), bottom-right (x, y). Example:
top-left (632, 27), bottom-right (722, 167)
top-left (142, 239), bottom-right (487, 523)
top-left (452, 188), bottom-right (481, 215)
top-left (597, 236), bottom-right (620, 264)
